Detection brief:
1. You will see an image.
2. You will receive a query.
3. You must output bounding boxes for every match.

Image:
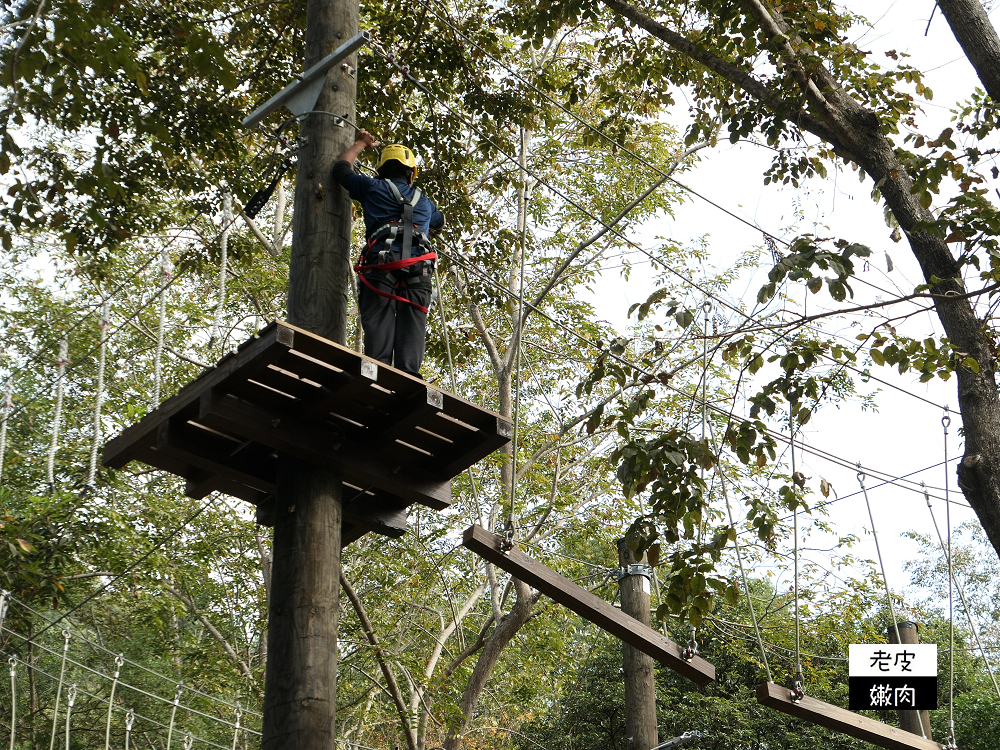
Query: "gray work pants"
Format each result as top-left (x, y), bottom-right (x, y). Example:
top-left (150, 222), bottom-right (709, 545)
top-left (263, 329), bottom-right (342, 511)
top-left (357, 271), bottom-right (431, 377)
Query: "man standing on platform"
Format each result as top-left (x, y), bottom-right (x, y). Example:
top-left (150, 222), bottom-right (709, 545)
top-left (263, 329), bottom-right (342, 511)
top-left (334, 129), bottom-right (445, 378)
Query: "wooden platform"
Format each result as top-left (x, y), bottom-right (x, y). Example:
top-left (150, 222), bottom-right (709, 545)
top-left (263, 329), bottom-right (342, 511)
top-left (756, 682), bottom-right (942, 750)
top-left (463, 525), bottom-right (715, 686)
top-left (103, 322), bottom-right (512, 545)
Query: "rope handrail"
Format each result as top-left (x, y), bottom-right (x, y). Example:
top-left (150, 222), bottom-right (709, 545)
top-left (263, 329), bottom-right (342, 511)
top-left (0, 626), bottom-right (260, 736)
top-left (1, 648), bottom-right (244, 750)
top-left (11, 595), bottom-right (262, 719)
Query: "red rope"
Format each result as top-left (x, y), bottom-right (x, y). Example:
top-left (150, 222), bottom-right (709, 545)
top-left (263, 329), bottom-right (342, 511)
top-left (354, 251), bottom-right (437, 314)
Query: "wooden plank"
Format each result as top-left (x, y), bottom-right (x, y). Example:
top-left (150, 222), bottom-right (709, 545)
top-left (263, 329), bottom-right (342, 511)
top-left (430, 420), bottom-right (512, 479)
top-left (278, 321), bottom-right (508, 429)
top-left (155, 419), bottom-right (277, 495)
top-left (755, 682), bottom-right (942, 750)
top-left (198, 390), bottom-right (452, 510)
top-left (362, 387), bottom-right (444, 445)
top-left (103, 325), bottom-right (293, 469)
top-left (184, 470), bottom-right (271, 505)
top-left (342, 496), bottom-right (408, 539)
top-left (462, 524), bottom-right (715, 686)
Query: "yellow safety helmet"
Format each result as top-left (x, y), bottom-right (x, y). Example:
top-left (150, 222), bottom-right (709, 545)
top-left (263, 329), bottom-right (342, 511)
top-left (377, 144), bottom-right (417, 178)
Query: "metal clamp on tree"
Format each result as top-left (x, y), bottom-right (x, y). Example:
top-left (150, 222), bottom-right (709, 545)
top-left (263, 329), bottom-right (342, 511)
top-left (615, 563), bottom-right (652, 583)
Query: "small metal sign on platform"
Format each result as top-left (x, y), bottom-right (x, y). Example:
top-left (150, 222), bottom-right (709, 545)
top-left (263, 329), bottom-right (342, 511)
top-left (849, 644), bottom-right (938, 710)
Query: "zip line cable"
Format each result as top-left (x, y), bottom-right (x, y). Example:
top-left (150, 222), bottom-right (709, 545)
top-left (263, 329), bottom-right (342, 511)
top-left (384, 8), bottom-right (966, 417)
top-left (380, 44), bottom-right (960, 450)
top-left (923, 485), bottom-right (1000, 701)
top-left (944, 408), bottom-right (958, 750)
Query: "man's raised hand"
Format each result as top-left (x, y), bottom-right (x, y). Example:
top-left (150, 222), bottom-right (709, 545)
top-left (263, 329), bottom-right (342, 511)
top-left (357, 128), bottom-right (380, 150)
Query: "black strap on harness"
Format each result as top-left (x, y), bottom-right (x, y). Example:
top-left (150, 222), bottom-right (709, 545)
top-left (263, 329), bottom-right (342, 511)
top-left (385, 181), bottom-right (422, 259)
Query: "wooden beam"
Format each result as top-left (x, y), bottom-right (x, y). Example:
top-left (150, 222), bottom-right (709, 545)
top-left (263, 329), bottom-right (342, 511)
top-left (462, 525), bottom-right (715, 686)
top-left (198, 390), bottom-right (451, 510)
top-left (342, 496), bottom-right (408, 539)
top-left (756, 682), bottom-right (942, 750)
top-left (102, 324), bottom-right (294, 469)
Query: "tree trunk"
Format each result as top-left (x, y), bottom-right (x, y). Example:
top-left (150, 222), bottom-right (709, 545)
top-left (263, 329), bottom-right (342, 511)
top-left (263, 460), bottom-right (343, 749)
top-left (618, 541), bottom-right (658, 750)
top-left (261, 0), bottom-right (358, 743)
top-left (936, 0), bottom-right (1000, 102)
top-left (441, 580), bottom-right (535, 749)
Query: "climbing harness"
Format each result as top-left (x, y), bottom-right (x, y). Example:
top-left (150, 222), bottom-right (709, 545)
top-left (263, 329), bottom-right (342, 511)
top-left (353, 180), bottom-right (437, 314)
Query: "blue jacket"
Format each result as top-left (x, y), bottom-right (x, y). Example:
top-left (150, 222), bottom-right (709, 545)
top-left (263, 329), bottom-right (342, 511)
top-left (333, 161), bottom-right (444, 238)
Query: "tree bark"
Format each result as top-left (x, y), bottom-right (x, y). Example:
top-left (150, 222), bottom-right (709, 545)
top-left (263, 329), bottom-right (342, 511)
top-left (441, 581), bottom-right (537, 750)
top-left (263, 460), bottom-right (343, 749)
top-left (936, 0), bottom-right (1000, 102)
top-left (599, 0), bottom-right (1000, 563)
top-left (262, 0), bottom-right (358, 744)
top-left (618, 541), bottom-right (658, 750)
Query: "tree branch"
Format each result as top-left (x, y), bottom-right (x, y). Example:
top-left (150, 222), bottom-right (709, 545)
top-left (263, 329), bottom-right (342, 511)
top-left (598, 0), bottom-right (842, 146)
top-left (450, 266), bottom-right (503, 374)
top-left (340, 572), bottom-right (419, 750)
top-left (162, 585), bottom-right (252, 678)
top-left (516, 139), bottom-right (711, 348)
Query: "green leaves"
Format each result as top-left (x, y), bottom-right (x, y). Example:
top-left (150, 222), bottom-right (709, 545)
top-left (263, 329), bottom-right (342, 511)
top-left (757, 236), bottom-right (871, 304)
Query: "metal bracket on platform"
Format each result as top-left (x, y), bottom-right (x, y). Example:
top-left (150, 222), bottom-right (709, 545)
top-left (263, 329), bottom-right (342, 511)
top-left (615, 564), bottom-right (652, 582)
top-left (243, 31), bottom-right (370, 128)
